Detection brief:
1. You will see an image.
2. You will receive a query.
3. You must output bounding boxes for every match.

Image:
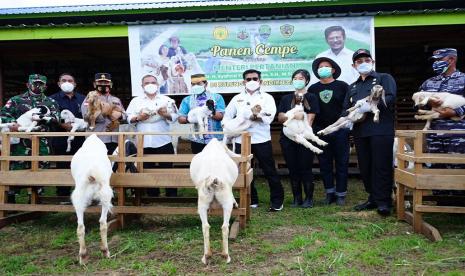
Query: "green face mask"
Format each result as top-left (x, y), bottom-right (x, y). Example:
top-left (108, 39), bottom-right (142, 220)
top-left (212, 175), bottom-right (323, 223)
top-left (292, 79), bottom-right (306, 90)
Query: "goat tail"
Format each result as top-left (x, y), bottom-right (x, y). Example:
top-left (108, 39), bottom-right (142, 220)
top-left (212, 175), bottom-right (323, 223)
top-left (87, 166), bottom-right (105, 186)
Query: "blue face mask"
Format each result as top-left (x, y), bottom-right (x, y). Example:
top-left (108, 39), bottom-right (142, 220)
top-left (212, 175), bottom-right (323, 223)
top-left (317, 67), bottom-right (333, 79)
top-left (292, 79), bottom-right (306, 90)
top-left (356, 62), bottom-right (373, 74)
top-left (191, 85), bottom-right (205, 95)
top-left (432, 60), bottom-right (449, 75)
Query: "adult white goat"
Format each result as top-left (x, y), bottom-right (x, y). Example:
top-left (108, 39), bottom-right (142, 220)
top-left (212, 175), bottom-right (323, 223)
top-left (0, 105), bottom-right (53, 132)
top-left (318, 84), bottom-right (386, 136)
top-left (71, 134), bottom-right (113, 265)
top-left (282, 93), bottom-right (327, 154)
top-left (187, 99), bottom-right (216, 140)
top-left (412, 91), bottom-right (465, 130)
top-left (190, 138), bottom-right (239, 264)
top-left (60, 109), bottom-right (89, 152)
top-left (222, 101), bottom-right (270, 150)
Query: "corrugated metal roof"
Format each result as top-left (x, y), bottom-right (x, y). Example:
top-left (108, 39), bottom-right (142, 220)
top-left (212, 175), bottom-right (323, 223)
top-left (0, 7), bottom-right (462, 29)
top-left (0, 0), bottom-right (330, 15)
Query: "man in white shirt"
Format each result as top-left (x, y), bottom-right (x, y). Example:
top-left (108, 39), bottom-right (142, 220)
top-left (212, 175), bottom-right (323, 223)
top-left (126, 74), bottom-right (179, 197)
top-left (224, 69), bottom-right (284, 212)
top-left (315, 26), bottom-right (359, 85)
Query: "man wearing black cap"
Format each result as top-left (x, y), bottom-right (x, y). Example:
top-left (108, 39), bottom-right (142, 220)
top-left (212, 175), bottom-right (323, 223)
top-left (0, 73), bottom-right (60, 203)
top-left (419, 48), bottom-right (465, 198)
top-left (81, 73), bottom-right (126, 154)
top-left (308, 57), bottom-right (350, 206)
top-left (348, 49), bottom-right (397, 216)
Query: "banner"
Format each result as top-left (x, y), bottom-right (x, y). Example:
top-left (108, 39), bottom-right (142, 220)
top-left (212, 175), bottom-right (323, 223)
top-left (128, 17), bottom-right (374, 96)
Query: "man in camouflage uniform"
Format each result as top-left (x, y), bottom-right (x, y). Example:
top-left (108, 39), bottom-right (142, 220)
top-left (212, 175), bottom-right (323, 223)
top-left (81, 73), bottom-right (126, 154)
top-left (419, 48), bottom-right (465, 197)
top-left (0, 74), bottom-right (60, 203)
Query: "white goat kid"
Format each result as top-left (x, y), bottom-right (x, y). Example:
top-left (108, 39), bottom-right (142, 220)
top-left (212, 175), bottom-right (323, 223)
top-left (139, 98), bottom-right (176, 123)
top-left (282, 93), bottom-right (327, 154)
top-left (412, 91), bottom-right (465, 130)
top-left (318, 84), bottom-right (386, 136)
top-left (187, 99), bottom-right (215, 140)
top-left (222, 101), bottom-right (270, 150)
top-left (0, 106), bottom-right (53, 132)
top-left (71, 134), bottom-right (113, 265)
top-left (60, 109), bottom-right (89, 152)
top-left (190, 138), bottom-right (239, 264)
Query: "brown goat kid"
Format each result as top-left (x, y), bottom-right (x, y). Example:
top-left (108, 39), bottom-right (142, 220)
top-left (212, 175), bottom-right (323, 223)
top-left (85, 90), bottom-right (122, 131)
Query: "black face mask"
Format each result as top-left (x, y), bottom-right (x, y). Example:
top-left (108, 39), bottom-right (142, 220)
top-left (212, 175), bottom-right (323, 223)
top-left (30, 82), bottom-right (46, 94)
top-left (96, 85), bottom-right (110, 93)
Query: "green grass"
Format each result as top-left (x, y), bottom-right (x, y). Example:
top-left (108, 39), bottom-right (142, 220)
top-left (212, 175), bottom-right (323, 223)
top-left (1, 177), bottom-right (465, 275)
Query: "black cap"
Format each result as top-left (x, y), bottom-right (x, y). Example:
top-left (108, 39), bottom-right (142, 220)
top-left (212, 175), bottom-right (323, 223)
top-left (352, 49), bottom-right (372, 62)
top-left (94, 73), bottom-right (112, 82)
top-left (430, 48), bottom-right (457, 60)
top-left (312, 57), bottom-right (341, 79)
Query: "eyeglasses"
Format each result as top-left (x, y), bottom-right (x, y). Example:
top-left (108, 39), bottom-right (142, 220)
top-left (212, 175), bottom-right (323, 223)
top-left (245, 77), bottom-right (259, 82)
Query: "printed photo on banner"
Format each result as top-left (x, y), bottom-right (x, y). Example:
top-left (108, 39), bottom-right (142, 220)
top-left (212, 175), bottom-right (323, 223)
top-left (128, 17), bottom-right (374, 96)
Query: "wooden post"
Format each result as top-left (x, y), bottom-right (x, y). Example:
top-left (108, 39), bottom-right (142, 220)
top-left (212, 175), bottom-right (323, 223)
top-left (413, 132), bottom-right (423, 173)
top-left (413, 189), bottom-right (423, 233)
top-left (396, 183), bottom-right (405, 221)
top-left (117, 134), bottom-right (125, 228)
top-left (240, 132), bottom-right (252, 224)
top-left (0, 133), bottom-right (10, 218)
top-left (30, 136), bottom-right (39, 204)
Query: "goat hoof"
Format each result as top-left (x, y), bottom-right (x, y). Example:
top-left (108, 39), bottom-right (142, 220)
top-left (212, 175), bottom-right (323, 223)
top-left (201, 255), bottom-right (209, 265)
top-left (221, 253), bottom-right (231, 263)
top-left (79, 253), bottom-right (89, 265)
top-left (101, 248), bottom-right (110, 258)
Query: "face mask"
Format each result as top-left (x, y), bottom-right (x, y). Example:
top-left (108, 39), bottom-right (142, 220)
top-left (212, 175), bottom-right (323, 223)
top-left (432, 60), bottom-right (449, 75)
top-left (191, 85), bottom-right (205, 95)
top-left (245, 80), bottom-right (260, 92)
top-left (96, 85), bottom-right (110, 94)
top-left (317, 66), bottom-right (333, 79)
top-left (60, 82), bottom-right (74, 93)
top-left (30, 82), bottom-right (46, 94)
top-left (292, 79), bottom-right (306, 90)
top-left (144, 84), bottom-right (158, 94)
top-left (356, 62), bottom-right (373, 74)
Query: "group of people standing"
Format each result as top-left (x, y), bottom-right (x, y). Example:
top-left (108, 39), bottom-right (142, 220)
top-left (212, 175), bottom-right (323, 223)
top-left (2, 44), bottom-right (463, 217)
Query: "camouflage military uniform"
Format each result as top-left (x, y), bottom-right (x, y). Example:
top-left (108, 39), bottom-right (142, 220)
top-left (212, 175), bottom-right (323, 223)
top-left (0, 90), bottom-right (60, 170)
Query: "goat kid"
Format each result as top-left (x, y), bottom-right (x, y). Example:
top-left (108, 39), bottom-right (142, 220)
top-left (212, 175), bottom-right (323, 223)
top-left (138, 98), bottom-right (176, 123)
top-left (187, 99), bottom-right (216, 140)
top-left (0, 105), bottom-right (53, 132)
top-left (85, 90), bottom-right (122, 131)
top-left (283, 93), bottom-right (327, 154)
top-left (71, 134), bottom-right (113, 265)
top-left (317, 84), bottom-right (386, 136)
top-left (190, 138), bottom-right (239, 264)
top-left (222, 101), bottom-right (270, 151)
top-left (412, 91), bottom-right (465, 130)
top-left (60, 109), bottom-right (89, 152)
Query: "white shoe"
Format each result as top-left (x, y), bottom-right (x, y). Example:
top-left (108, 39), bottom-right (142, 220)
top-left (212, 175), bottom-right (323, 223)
top-left (250, 204), bottom-right (258, 208)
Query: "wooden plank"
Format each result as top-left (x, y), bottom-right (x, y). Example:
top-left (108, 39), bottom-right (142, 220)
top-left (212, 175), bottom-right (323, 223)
top-left (229, 220), bottom-right (240, 240)
top-left (31, 136), bottom-right (39, 171)
top-left (415, 205), bottom-right (465, 214)
top-left (0, 204), bottom-right (247, 215)
top-left (1, 133), bottom-right (11, 171)
top-left (416, 174), bottom-right (465, 190)
top-left (0, 185), bottom-right (5, 218)
top-left (404, 211), bottom-right (443, 242)
top-left (394, 169), bottom-right (416, 188)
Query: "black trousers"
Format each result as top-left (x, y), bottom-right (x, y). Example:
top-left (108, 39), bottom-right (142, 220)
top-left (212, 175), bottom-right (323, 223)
top-left (354, 135), bottom-right (394, 207)
top-left (235, 141), bottom-right (284, 208)
top-left (144, 143), bottom-right (177, 197)
top-left (280, 137), bottom-right (314, 183)
top-left (190, 141), bottom-right (206, 154)
top-left (105, 142), bottom-right (118, 155)
top-left (51, 136), bottom-right (85, 196)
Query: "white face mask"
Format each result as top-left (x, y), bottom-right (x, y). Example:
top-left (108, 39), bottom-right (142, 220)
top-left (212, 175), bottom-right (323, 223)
top-left (356, 62), bottom-right (373, 75)
top-left (245, 80), bottom-right (260, 92)
top-left (191, 85), bottom-right (205, 95)
top-left (144, 83), bottom-right (158, 94)
top-left (60, 82), bottom-right (74, 93)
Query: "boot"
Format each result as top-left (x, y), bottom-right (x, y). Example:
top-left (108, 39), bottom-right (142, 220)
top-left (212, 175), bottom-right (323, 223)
top-left (336, 196), bottom-right (346, 206)
top-left (324, 192), bottom-right (336, 205)
top-left (290, 179), bottom-right (303, 207)
top-left (302, 181), bottom-right (314, 208)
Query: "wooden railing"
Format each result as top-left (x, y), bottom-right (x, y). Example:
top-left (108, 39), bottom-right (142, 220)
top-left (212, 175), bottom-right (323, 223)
top-left (395, 130), bottom-right (465, 241)
top-left (0, 131), bottom-right (253, 238)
